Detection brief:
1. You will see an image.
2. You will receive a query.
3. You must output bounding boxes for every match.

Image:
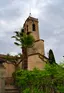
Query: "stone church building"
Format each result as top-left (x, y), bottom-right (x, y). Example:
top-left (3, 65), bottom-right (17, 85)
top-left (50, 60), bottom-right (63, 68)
top-left (0, 16), bottom-right (48, 90)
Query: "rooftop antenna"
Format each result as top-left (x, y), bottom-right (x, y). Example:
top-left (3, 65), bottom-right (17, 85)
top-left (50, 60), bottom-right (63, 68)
top-left (29, 6), bottom-right (32, 17)
top-left (29, 12), bottom-right (31, 16)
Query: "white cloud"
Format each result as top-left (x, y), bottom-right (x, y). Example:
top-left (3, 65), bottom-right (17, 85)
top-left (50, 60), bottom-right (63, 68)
top-left (45, 37), bottom-right (58, 54)
top-left (0, 0), bottom-right (64, 62)
top-left (10, 52), bottom-right (18, 56)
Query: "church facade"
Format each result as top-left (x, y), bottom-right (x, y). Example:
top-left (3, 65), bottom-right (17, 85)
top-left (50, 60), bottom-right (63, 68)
top-left (0, 16), bottom-right (48, 78)
top-left (0, 16), bottom-right (48, 92)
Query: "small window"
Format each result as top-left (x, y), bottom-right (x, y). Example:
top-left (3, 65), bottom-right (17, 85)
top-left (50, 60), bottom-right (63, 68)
top-left (32, 24), bottom-right (36, 31)
top-left (27, 25), bottom-right (28, 32)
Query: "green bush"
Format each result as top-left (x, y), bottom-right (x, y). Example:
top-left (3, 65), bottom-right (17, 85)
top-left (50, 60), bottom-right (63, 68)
top-left (12, 64), bottom-right (64, 93)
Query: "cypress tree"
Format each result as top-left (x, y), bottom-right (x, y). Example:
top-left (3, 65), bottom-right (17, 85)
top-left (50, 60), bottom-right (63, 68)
top-left (48, 49), bottom-right (56, 64)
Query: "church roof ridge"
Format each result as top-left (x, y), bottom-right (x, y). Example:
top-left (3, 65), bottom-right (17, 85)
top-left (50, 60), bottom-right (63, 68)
top-left (26, 16), bottom-right (38, 22)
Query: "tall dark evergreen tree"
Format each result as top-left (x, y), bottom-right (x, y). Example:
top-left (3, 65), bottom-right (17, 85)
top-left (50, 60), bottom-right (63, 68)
top-left (48, 49), bottom-right (56, 64)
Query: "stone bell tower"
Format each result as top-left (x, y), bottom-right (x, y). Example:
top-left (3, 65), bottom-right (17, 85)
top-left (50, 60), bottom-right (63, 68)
top-left (23, 16), bottom-right (39, 41)
top-left (23, 16), bottom-right (47, 70)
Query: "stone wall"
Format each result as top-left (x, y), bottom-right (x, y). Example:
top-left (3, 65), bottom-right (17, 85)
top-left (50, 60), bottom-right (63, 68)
top-left (28, 54), bottom-right (46, 70)
top-left (27, 40), bottom-right (44, 56)
top-left (3, 63), bottom-right (15, 77)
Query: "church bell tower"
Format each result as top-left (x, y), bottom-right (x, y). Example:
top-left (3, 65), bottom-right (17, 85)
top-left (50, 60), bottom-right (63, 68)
top-left (22, 16), bottom-right (46, 70)
top-left (23, 16), bottom-right (45, 56)
top-left (23, 16), bottom-right (39, 41)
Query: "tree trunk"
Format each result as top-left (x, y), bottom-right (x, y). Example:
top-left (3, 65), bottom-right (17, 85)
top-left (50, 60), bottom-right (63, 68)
top-left (14, 64), bottom-right (19, 71)
top-left (22, 47), bottom-right (28, 70)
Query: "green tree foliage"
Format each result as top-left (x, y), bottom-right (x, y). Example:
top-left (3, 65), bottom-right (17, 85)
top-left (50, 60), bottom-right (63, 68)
top-left (59, 60), bottom-right (64, 68)
top-left (1, 54), bottom-right (23, 70)
top-left (13, 64), bottom-right (64, 93)
top-left (48, 49), bottom-right (56, 64)
top-left (12, 29), bottom-right (35, 48)
top-left (12, 29), bottom-right (35, 69)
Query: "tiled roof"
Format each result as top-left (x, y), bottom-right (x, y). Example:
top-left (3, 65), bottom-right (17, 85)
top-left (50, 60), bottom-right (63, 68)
top-left (26, 16), bottom-right (38, 22)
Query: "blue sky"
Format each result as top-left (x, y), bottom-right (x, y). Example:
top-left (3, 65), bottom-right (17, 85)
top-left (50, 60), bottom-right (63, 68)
top-left (0, 0), bottom-right (64, 63)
